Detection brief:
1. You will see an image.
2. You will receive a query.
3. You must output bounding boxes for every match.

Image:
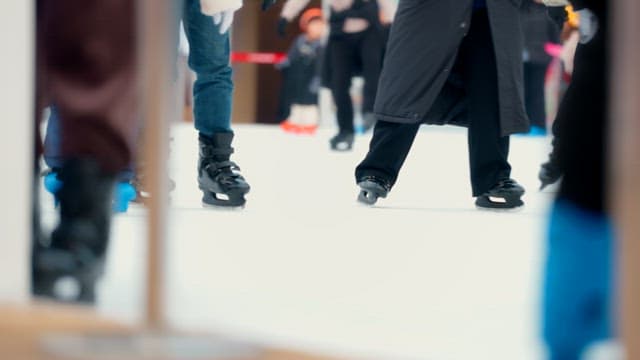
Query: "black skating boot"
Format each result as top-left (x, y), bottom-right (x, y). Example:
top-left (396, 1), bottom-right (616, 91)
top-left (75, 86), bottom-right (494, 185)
top-left (475, 178), bottom-right (525, 210)
top-left (330, 132), bottom-right (355, 151)
top-left (357, 176), bottom-right (391, 206)
top-left (32, 159), bottom-right (116, 303)
top-left (198, 132), bottom-right (250, 208)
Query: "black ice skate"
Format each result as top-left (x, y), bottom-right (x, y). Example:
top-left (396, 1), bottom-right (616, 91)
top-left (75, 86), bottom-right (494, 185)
top-left (357, 176), bottom-right (391, 206)
top-left (32, 159), bottom-right (115, 303)
top-left (475, 178), bottom-right (525, 210)
top-left (198, 132), bottom-right (250, 208)
top-left (330, 132), bottom-right (354, 151)
top-left (539, 160), bottom-right (562, 190)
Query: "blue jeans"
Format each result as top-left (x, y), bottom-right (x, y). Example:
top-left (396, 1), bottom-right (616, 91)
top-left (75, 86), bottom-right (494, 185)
top-left (181, 0), bottom-right (233, 136)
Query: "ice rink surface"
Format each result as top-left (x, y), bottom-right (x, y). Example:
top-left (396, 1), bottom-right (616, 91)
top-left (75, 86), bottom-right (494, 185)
top-left (41, 123), bottom-right (559, 359)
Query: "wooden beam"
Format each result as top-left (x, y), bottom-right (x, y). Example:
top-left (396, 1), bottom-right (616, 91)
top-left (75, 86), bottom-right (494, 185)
top-left (610, 0), bottom-right (640, 357)
top-left (139, 0), bottom-right (174, 330)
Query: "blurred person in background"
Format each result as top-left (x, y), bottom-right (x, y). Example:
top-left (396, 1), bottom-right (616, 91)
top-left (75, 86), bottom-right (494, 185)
top-left (32, 0), bottom-right (140, 303)
top-left (521, 0), bottom-right (561, 135)
top-left (37, 0), bottom-right (277, 211)
top-left (32, 0), bottom-right (278, 303)
top-left (355, 0), bottom-right (528, 210)
top-left (539, 1), bottom-right (612, 359)
top-left (277, 8), bottom-right (326, 135)
top-left (278, 0), bottom-right (397, 151)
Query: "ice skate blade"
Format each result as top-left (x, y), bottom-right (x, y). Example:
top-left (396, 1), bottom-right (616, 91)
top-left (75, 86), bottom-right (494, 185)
top-left (358, 191), bottom-right (379, 206)
top-left (357, 180), bottom-right (388, 206)
top-left (475, 194), bottom-right (524, 212)
top-left (202, 201), bottom-right (245, 211)
top-left (202, 193), bottom-right (246, 211)
top-left (330, 144), bottom-right (353, 152)
top-left (475, 204), bottom-right (525, 213)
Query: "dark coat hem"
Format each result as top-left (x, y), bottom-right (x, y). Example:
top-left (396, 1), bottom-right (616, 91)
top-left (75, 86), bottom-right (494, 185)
top-left (375, 111), bottom-right (530, 137)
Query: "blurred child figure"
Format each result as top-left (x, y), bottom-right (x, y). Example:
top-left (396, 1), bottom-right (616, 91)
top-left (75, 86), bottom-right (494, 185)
top-left (278, 8), bottom-right (326, 135)
top-left (278, 0), bottom-right (397, 151)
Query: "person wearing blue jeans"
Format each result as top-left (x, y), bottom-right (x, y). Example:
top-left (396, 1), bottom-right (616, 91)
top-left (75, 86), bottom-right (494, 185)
top-left (180, 0), bottom-right (251, 208)
top-left (41, 0), bottom-right (275, 209)
top-left (42, 0), bottom-right (242, 209)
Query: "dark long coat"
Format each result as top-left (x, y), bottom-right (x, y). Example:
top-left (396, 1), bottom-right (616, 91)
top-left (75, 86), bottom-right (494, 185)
top-left (373, 0), bottom-right (529, 136)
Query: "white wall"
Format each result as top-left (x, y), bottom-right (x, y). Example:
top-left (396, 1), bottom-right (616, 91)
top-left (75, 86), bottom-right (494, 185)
top-left (0, 2), bottom-right (34, 303)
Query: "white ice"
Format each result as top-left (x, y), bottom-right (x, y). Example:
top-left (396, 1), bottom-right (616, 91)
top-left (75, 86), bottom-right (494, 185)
top-left (38, 123), bottom-right (611, 360)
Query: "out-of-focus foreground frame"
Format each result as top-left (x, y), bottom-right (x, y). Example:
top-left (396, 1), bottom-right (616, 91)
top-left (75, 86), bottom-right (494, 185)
top-left (612, 0), bottom-right (640, 357)
top-left (139, 0), bottom-right (172, 331)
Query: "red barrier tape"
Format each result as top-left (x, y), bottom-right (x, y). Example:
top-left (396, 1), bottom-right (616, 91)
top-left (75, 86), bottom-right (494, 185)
top-left (231, 52), bottom-right (287, 64)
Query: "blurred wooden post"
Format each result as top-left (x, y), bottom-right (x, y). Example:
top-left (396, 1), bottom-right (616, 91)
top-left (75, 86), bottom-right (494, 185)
top-left (611, 0), bottom-right (640, 358)
top-left (139, 0), bottom-right (173, 330)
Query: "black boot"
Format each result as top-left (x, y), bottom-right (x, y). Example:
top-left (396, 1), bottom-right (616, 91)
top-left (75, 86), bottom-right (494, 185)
top-left (330, 132), bottom-right (355, 152)
top-left (32, 159), bottom-right (115, 303)
top-left (357, 175), bottom-right (391, 206)
top-left (475, 178), bottom-right (525, 210)
top-left (198, 132), bottom-right (250, 208)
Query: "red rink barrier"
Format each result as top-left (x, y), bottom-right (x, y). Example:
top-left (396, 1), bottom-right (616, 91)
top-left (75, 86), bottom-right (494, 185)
top-left (231, 52), bottom-right (287, 64)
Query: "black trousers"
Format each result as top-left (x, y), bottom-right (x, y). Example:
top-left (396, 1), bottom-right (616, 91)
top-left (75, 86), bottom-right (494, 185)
top-left (329, 28), bottom-right (384, 134)
top-left (355, 9), bottom-right (511, 197)
top-left (524, 62), bottom-right (549, 129)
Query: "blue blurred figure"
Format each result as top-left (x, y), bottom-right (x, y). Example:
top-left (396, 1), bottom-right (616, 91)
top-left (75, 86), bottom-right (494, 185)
top-left (540, 1), bottom-right (613, 359)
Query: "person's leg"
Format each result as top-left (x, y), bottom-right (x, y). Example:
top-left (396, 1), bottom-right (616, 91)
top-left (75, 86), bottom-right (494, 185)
top-left (524, 62), bottom-right (549, 130)
top-left (43, 106), bottom-right (64, 170)
top-left (300, 105), bottom-right (319, 128)
top-left (358, 29), bottom-right (384, 129)
top-left (182, 0), bottom-right (233, 136)
top-left (183, 0), bottom-right (249, 207)
top-left (34, 0), bottom-right (137, 303)
top-left (329, 37), bottom-right (357, 136)
top-left (355, 120), bottom-right (420, 187)
top-left (355, 120), bottom-right (420, 204)
top-left (462, 9), bottom-right (513, 198)
top-left (289, 104), bottom-right (303, 128)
